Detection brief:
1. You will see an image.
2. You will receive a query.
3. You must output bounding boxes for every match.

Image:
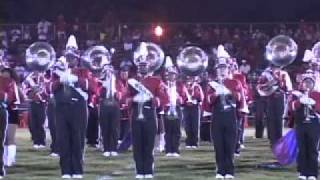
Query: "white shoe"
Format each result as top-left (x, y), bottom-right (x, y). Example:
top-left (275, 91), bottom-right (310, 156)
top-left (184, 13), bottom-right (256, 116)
top-left (234, 153), bottom-right (240, 157)
top-left (240, 144), bottom-right (246, 149)
top-left (135, 174), bottom-right (144, 179)
top-left (0, 175), bottom-right (3, 179)
top-left (298, 175), bottom-right (307, 180)
top-left (172, 153), bottom-right (180, 157)
top-left (166, 153), bottom-right (173, 157)
top-left (111, 152), bottom-right (118, 156)
top-left (225, 174), bottom-right (234, 179)
top-left (185, 146), bottom-right (192, 149)
top-left (191, 146), bottom-right (197, 149)
top-left (103, 152), bottom-right (111, 157)
top-left (61, 174), bottom-right (72, 179)
top-left (144, 174), bottom-right (154, 178)
top-left (49, 153), bottom-right (59, 158)
top-left (38, 145), bottom-right (46, 149)
top-left (33, 145), bottom-right (39, 149)
top-left (215, 174), bottom-right (224, 179)
top-left (72, 174), bottom-right (83, 179)
top-left (307, 176), bottom-right (317, 180)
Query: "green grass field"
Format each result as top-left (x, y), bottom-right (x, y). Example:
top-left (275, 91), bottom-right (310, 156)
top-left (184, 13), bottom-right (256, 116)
top-left (4, 129), bottom-right (298, 180)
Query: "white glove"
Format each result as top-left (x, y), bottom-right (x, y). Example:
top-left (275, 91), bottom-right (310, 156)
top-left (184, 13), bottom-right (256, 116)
top-left (133, 93), bottom-right (151, 103)
top-left (60, 72), bottom-right (78, 84)
top-left (299, 96), bottom-right (316, 105)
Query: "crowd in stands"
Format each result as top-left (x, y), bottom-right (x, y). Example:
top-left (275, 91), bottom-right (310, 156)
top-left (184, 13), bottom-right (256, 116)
top-left (0, 15), bottom-right (319, 76)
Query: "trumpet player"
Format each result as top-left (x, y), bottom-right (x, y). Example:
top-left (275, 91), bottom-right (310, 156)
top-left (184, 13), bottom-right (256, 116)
top-left (290, 74), bottom-right (320, 180)
top-left (97, 65), bottom-right (122, 157)
top-left (206, 46), bottom-right (246, 179)
top-left (51, 35), bottom-right (96, 179)
top-left (127, 42), bottom-right (168, 179)
top-left (162, 58), bottom-right (185, 157)
top-left (24, 71), bottom-right (47, 149)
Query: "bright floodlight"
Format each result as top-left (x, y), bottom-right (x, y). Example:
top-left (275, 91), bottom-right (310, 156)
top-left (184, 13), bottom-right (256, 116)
top-left (154, 25), bottom-right (163, 37)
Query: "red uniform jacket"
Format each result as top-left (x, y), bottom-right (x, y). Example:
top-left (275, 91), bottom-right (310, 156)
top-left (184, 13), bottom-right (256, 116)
top-left (206, 78), bottom-right (246, 113)
top-left (0, 76), bottom-right (17, 105)
top-left (96, 76), bottom-right (123, 102)
top-left (163, 81), bottom-right (187, 113)
top-left (51, 67), bottom-right (97, 101)
top-left (257, 68), bottom-right (293, 95)
top-left (183, 82), bottom-right (204, 106)
top-left (289, 90), bottom-right (320, 127)
top-left (24, 74), bottom-right (48, 103)
top-left (127, 75), bottom-right (168, 109)
top-left (232, 72), bottom-right (249, 100)
top-left (290, 91), bottom-right (320, 112)
top-left (117, 79), bottom-right (130, 121)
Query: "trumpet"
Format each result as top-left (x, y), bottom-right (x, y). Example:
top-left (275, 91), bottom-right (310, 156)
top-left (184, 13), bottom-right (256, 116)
top-left (167, 81), bottom-right (178, 120)
top-left (100, 66), bottom-right (117, 105)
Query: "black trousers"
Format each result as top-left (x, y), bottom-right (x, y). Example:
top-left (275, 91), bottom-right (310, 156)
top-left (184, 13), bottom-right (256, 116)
top-left (47, 101), bottom-right (58, 153)
top-left (131, 104), bottom-right (157, 175)
top-left (164, 109), bottom-right (182, 154)
top-left (255, 97), bottom-right (268, 138)
top-left (86, 106), bottom-right (99, 145)
top-left (266, 93), bottom-right (284, 146)
top-left (55, 100), bottom-right (87, 175)
top-left (29, 102), bottom-right (46, 145)
top-left (120, 120), bottom-right (130, 141)
top-left (0, 106), bottom-right (7, 176)
top-left (296, 121), bottom-right (320, 177)
top-left (99, 101), bottom-right (120, 152)
top-left (184, 105), bottom-right (200, 146)
top-left (235, 113), bottom-right (245, 153)
top-left (211, 108), bottom-right (237, 176)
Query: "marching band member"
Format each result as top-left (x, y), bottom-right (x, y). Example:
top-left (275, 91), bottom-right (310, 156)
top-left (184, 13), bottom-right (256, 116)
top-left (3, 68), bottom-right (23, 167)
top-left (127, 42), bottom-right (168, 179)
top-left (183, 75), bottom-right (204, 149)
top-left (24, 71), bottom-right (48, 149)
top-left (206, 45), bottom-right (246, 179)
top-left (290, 73), bottom-right (320, 180)
top-left (256, 64), bottom-right (292, 146)
top-left (97, 65), bottom-right (121, 157)
top-left (86, 79), bottom-right (99, 148)
top-left (229, 58), bottom-right (250, 155)
top-left (163, 57), bottom-right (185, 157)
top-left (118, 62), bottom-right (131, 142)
top-left (0, 67), bottom-right (18, 178)
top-left (44, 70), bottom-right (59, 157)
top-left (51, 35), bottom-right (95, 179)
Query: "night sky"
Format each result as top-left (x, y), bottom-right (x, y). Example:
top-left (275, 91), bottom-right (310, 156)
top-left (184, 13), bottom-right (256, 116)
top-left (1, 0), bottom-right (320, 23)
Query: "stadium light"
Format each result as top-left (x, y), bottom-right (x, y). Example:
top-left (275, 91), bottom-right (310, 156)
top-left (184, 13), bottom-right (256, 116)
top-left (154, 25), bottom-right (163, 37)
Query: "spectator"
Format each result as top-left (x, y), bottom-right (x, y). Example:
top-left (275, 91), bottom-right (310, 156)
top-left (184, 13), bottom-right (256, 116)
top-left (23, 26), bottom-right (32, 43)
top-left (10, 28), bottom-right (21, 43)
top-left (239, 59), bottom-right (251, 75)
top-left (37, 18), bottom-right (51, 41)
top-left (56, 14), bottom-right (67, 40)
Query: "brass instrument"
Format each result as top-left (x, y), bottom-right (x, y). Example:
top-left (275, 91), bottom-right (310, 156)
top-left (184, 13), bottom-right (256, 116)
top-left (132, 42), bottom-right (164, 121)
top-left (82, 45), bottom-right (114, 104)
top-left (25, 42), bottom-right (56, 102)
top-left (257, 35), bottom-right (298, 96)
